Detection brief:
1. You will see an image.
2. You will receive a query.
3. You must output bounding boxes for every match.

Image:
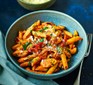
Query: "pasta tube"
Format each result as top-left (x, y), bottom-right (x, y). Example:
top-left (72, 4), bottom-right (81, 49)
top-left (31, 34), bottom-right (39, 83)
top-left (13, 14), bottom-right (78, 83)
top-left (61, 53), bottom-right (68, 70)
top-left (46, 63), bottom-right (58, 74)
top-left (66, 36), bottom-right (82, 45)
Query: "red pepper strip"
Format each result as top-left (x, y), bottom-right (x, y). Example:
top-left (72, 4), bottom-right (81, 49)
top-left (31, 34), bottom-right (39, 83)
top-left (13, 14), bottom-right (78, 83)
top-left (60, 35), bottom-right (67, 47)
top-left (28, 42), bottom-right (44, 53)
top-left (34, 42), bottom-right (43, 49)
top-left (60, 40), bottom-right (66, 47)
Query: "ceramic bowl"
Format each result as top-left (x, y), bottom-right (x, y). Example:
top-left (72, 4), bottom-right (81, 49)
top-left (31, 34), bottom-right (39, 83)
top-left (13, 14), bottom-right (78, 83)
top-left (17, 0), bottom-right (56, 10)
top-left (5, 10), bottom-right (88, 79)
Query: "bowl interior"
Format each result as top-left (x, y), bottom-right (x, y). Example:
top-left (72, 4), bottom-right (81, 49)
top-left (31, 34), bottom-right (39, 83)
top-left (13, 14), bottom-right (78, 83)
top-left (5, 10), bottom-right (88, 79)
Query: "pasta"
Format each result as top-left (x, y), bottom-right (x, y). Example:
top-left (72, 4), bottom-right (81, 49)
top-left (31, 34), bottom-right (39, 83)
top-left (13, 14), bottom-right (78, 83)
top-left (12, 20), bottom-right (82, 74)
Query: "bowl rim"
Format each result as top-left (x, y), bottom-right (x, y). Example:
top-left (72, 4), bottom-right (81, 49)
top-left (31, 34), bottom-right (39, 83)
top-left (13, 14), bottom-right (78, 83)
top-left (17, 0), bottom-right (56, 5)
top-left (5, 10), bottom-right (88, 79)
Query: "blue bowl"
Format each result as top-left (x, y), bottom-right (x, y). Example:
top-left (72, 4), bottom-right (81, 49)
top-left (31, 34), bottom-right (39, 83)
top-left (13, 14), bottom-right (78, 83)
top-left (5, 10), bottom-right (88, 79)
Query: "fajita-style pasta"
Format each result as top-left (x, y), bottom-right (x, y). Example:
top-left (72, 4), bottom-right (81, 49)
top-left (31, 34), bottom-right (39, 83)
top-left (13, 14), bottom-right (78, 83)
top-left (12, 20), bottom-right (82, 74)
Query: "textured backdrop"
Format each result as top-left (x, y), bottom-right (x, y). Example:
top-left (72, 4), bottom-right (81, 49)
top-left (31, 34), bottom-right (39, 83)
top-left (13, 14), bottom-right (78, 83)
top-left (0, 0), bottom-right (93, 85)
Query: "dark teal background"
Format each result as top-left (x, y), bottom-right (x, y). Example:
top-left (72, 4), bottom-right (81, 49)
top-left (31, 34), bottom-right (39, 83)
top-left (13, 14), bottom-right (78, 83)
top-left (0, 0), bottom-right (93, 85)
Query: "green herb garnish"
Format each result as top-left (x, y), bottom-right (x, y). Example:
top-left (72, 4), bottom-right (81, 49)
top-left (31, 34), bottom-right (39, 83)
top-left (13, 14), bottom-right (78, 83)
top-left (39, 38), bottom-right (44, 42)
top-left (43, 27), bottom-right (48, 30)
top-left (39, 27), bottom-right (48, 32)
top-left (30, 30), bottom-right (32, 33)
top-left (47, 43), bottom-right (51, 46)
top-left (50, 34), bottom-right (52, 36)
top-left (23, 42), bottom-right (31, 50)
top-left (57, 46), bottom-right (63, 54)
top-left (28, 60), bottom-right (32, 66)
top-left (27, 43), bottom-right (33, 49)
top-left (39, 30), bottom-right (43, 32)
top-left (66, 48), bottom-right (70, 53)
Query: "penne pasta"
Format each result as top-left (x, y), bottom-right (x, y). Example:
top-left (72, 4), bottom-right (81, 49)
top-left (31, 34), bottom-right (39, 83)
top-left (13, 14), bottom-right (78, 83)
top-left (61, 53), bottom-right (68, 70)
top-left (35, 65), bottom-right (48, 72)
top-left (17, 50), bottom-right (28, 57)
top-left (32, 31), bottom-right (46, 37)
top-left (55, 37), bottom-right (62, 44)
top-left (63, 48), bottom-right (71, 58)
top-left (26, 67), bottom-right (46, 74)
top-left (12, 20), bottom-right (82, 74)
top-left (66, 36), bottom-right (82, 45)
top-left (70, 47), bottom-right (77, 54)
top-left (46, 63), bottom-right (58, 74)
top-left (31, 57), bottom-right (41, 66)
top-left (20, 61), bottom-right (29, 67)
top-left (64, 30), bottom-right (73, 37)
top-left (18, 31), bottom-right (23, 39)
top-left (32, 65), bottom-right (37, 71)
top-left (23, 20), bottom-right (40, 39)
top-left (54, 25), bottom-right (65, 30)
top-left (73, 30), bottom-right (78, 36)
top-left (55, 30), bottom-right (61, 36)
top-left (18, 54), bottom-right (36, 63)
top-left (12, 44), bottom-right (21, 50)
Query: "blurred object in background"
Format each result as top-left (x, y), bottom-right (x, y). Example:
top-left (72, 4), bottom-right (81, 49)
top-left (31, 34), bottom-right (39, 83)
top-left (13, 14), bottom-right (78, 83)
top-left (17, 0), bottom-right (56, 10)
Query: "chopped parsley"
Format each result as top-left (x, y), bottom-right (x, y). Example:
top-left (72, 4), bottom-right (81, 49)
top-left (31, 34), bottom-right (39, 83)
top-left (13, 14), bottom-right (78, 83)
top-left (30, 30), bottom-right (32, 33)
top-left (47, 43), bottom-right (51, 46)
top-left (39, 27), bottom-right (48, 32)
top-left (50, 34), bottom-right (52, 36)
top-left (39, 38), bottom-right (44, 42)
top-left (39, 30), bottom-right (43, 32)
top-left (43, 27), bottom-right (48, 30)
top-left (57, 46), bottom-right (63, 54)
top-left (28, 60), bottom-right (32, 66)
top-left (66, 48), bottom-right (70, 53)
top-left (23, 42), bottom-right (31, 50)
